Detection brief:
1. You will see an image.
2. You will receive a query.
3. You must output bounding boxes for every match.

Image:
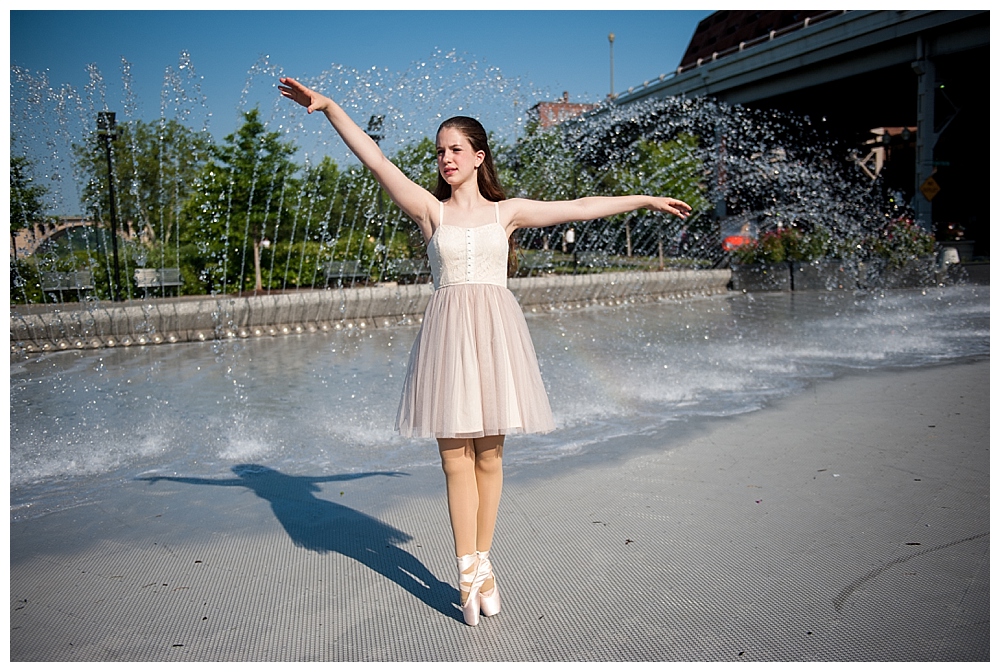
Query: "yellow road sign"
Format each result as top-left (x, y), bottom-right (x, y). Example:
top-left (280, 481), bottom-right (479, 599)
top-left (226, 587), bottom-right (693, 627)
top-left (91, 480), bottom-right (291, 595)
top-left (920, 176), bottom-right (940, 201)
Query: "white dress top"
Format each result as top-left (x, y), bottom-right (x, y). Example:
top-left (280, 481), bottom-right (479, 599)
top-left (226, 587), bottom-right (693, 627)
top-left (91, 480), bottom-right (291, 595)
top-left (427, 201), bottom-right (508, 290)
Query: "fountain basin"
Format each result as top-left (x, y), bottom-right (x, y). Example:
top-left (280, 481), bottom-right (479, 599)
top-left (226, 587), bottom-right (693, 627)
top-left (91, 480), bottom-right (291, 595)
top-left (9, 269), bottom-right (732, 353)
top-left (733, 257), bottom-right (955, 293)
top-left (729, 263), bottom-right (792, 293)
top-left (859, 256), bottom-right (938, 289)
top-left (791, 260), bottom-right (859, 291)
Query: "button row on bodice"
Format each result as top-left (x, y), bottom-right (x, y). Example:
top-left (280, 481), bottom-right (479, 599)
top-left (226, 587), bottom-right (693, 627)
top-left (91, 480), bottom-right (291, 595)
top-left (466, 229), bottom-right (474, 282)
top-left (429, 224), bottom-right (508, 290)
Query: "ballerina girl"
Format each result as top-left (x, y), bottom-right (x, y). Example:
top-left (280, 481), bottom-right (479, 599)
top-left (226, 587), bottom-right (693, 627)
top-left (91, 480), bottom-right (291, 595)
top-left (279, 76), bottom-right (691, 626)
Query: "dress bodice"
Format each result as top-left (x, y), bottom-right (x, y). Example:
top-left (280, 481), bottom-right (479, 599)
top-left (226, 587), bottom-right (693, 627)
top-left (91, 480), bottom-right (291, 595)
top-left (427, 202), bottom-right (508, 290)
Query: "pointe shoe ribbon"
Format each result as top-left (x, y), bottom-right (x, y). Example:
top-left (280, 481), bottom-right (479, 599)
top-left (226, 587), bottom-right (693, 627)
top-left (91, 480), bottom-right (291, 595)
top-left (477, 550), bottom-right (501, 617)
top-left (457, 552), bottom-right (488, 626)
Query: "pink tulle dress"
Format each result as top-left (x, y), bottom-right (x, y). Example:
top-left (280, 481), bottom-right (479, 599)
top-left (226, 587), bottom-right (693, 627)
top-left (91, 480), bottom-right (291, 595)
top-left (395, 201), bottom-right (555, 439)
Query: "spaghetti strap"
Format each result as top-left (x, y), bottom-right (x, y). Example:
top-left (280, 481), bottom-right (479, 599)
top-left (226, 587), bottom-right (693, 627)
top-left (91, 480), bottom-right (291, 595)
top-left (494, 201), bottom-right (500, 223)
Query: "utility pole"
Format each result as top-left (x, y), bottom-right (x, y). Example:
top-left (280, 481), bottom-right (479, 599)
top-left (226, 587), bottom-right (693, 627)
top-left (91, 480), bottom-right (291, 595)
top-left (608, 33), bottom-right (616, 100)
top-left (97, 111), bottom-right (122, 301)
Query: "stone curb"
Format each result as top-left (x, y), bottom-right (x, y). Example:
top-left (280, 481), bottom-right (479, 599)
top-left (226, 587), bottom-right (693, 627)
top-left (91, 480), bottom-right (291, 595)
top-left (10, 269), bottom-right (732, 353)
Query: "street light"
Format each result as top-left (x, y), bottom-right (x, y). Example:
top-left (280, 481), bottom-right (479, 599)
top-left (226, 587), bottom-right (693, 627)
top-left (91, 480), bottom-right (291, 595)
top-left (608, 33), bottom-right (616, 100)
top-left (366, 115), bottom-right (387, 281)
top-left (97, 111), bottom-right (122, 301)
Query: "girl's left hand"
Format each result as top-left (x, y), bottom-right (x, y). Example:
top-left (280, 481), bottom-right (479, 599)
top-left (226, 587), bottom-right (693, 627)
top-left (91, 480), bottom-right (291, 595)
top-left (650, 197), bottom-right (693, 219)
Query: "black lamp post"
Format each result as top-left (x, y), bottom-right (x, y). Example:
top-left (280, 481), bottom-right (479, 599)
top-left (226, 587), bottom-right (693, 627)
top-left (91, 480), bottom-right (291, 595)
top-left (97, 111), bottom-right (122, 301)
top-left (608, 33), bottom-right (616, 100)
top-left (366, 115), bottom-right (387, 280)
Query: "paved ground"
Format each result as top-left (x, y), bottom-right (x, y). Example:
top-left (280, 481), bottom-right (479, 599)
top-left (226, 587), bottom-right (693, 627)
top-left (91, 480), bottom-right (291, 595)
top-left (10, 358), bottom-right (989, 661)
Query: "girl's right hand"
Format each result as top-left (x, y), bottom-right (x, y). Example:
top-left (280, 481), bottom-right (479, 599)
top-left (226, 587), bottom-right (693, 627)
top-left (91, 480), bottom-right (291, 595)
top-left (278, 77), bottom-right (331, 114)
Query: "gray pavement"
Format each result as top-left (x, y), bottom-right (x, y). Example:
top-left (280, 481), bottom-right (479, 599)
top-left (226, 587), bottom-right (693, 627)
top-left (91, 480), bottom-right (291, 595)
top-left (10, 358), bottom-right (989, 661)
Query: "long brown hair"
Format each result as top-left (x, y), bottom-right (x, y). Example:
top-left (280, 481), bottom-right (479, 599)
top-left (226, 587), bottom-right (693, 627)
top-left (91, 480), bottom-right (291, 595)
top-left (432, 116), bottom-right (518, 276)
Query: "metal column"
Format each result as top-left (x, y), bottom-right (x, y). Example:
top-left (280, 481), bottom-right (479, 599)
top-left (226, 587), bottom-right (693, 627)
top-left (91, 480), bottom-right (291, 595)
top-left (911, 36), bottom-right (937, 233)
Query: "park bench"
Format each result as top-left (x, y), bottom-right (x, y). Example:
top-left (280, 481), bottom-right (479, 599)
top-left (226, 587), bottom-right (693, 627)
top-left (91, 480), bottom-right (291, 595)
top-left (575, 251), bottom-right (611, 268)
top-left (40, 270), bottom-right (95, 300)
top-left (392, 259), bottom-right (431, 284)
top-left (134, 268), bottom-right (183, 296)
top-left (519, 249), bottom-right (555, 275)
top-left (325, 260), bottom-right (369, 287)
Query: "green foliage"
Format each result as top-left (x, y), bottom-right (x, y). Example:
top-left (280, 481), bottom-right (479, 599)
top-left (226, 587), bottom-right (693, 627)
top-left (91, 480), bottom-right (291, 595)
top-left (73, 118), bottom-right (212, 250)
top-left (502, 126), bottom-right (590, 201)
top-left (795, 226), bottom-right (832, 262)
top-left (598, 135), bottom-right (709, 211)
top-left (731, 226), bottom-right (834, 265)
top-left (393, 136), bottom-right (439, 191)
top-left (180, 108), bottom-right (299, 293)
top-left (10, 258), bottom-right (43, 304)
top-left (587, 135), bottom-right (711, 257)
top-left (296, 157), bottom-right (353, 266)
top-left (758, 229), bottom-right (790, 263)
top-left (10, 152), bottom-right (50, 234)
top-left (731, 219), bottom-right (932, 270)
top-left (866, 218), bottom-right (935, 268)
top-left (19, 109), bottom-right (729, 303)
top-left (259, 240), bottom-right (328, 289)
top-left (386, 137), bottom-right (439, 260)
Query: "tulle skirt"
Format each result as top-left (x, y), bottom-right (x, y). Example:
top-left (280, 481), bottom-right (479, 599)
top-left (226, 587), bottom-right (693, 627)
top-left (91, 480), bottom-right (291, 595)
top-left (395, 283), bottom-right (555, 439)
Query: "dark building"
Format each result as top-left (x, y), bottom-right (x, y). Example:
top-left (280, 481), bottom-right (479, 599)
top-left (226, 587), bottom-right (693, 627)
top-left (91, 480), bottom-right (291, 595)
top-left (529, 92), bottom-right (598, 129)
top-left (680, 10), bottom-right (838, 70)
top-left (615, 10), bottom-right (989, 257)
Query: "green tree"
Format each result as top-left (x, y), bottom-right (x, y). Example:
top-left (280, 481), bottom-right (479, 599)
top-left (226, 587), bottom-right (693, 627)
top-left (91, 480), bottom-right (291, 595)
top-left (10, 152), bottom-right (49, 257)
top-left (10, 151), bottom-right (52, 302)
top-left (73, 118), bottom-right (212, 246)
top-left (72, 117), bottom-right (212, 297)
top-left (302, 136), bottom-right (436, 285)
top-left (392, 136), bottom-right (440, 190)
top-left (383, 137), bottom-right (438, 264)
top-left (595, 135), bottom-right (711, 259)
top-left (600, 136), bottom-right (707, 205)
top-left (503, 126), bottom-right (589, 202)
top-left (498, 126), bottom-right (593, 253)
top-left (181, 108), bottom-right (299, 294)
top-left (291, 156), bottom-right (349, 288)
top-left (10, 153), bottom-right (48, 229)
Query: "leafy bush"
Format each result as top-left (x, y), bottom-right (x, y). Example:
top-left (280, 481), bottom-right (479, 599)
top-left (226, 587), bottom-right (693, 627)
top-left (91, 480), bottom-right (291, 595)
top-left (865, 218), bottom-right (935, 268)
top-left (731, 225), bottom-right (840, 265)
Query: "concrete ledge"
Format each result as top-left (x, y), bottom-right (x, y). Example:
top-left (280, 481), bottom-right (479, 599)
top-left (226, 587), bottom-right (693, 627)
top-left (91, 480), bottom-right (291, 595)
top-left (9, 269), bottom-right (732, 354)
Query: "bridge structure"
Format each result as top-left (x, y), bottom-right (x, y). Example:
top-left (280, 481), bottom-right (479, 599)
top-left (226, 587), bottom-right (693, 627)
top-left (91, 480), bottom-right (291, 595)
top-left (10, 217), bottom-right (149, 258)
top-left (609, 9), bottom-right (989, 255)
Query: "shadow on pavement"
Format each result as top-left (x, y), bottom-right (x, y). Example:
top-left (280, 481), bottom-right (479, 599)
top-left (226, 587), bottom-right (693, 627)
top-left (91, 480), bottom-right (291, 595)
top-left (137, 464), bottom-right (460, 621)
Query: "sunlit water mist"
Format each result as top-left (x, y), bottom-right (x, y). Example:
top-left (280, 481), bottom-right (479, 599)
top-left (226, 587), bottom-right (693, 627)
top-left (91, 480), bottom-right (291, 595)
top-left (10, 286), bottom-right (989, 521)
top-left (12, 47), bottom-right (909, 305)
top-left (8, 51), bottom-right (989, 523)
top-left (10, 50), bottom-right (541, 216)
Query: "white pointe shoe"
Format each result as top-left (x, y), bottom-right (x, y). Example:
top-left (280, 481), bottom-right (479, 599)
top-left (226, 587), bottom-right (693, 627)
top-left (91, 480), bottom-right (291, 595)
top-left (457, 552), bottom-right (488, 626)
top-left (477, 550), bottom-right (501, 617)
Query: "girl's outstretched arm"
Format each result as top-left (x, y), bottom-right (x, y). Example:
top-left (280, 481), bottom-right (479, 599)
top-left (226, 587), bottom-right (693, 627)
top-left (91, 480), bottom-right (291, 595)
top-left (504, 195), bottom-right (692, 233)
top-left (279, 77), bottom-right (439, 240)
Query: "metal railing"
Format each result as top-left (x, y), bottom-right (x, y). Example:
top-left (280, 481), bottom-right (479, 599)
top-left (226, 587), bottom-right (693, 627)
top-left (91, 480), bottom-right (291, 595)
top-left (612, 11), bottom-right (848, 99)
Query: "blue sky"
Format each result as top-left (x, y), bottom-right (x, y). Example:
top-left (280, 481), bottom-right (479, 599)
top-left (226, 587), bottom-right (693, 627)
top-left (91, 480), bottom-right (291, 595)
top-left (11, 8), bottom-right (713, 122)
top-left (10, 6), bottom-right (716, 212)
